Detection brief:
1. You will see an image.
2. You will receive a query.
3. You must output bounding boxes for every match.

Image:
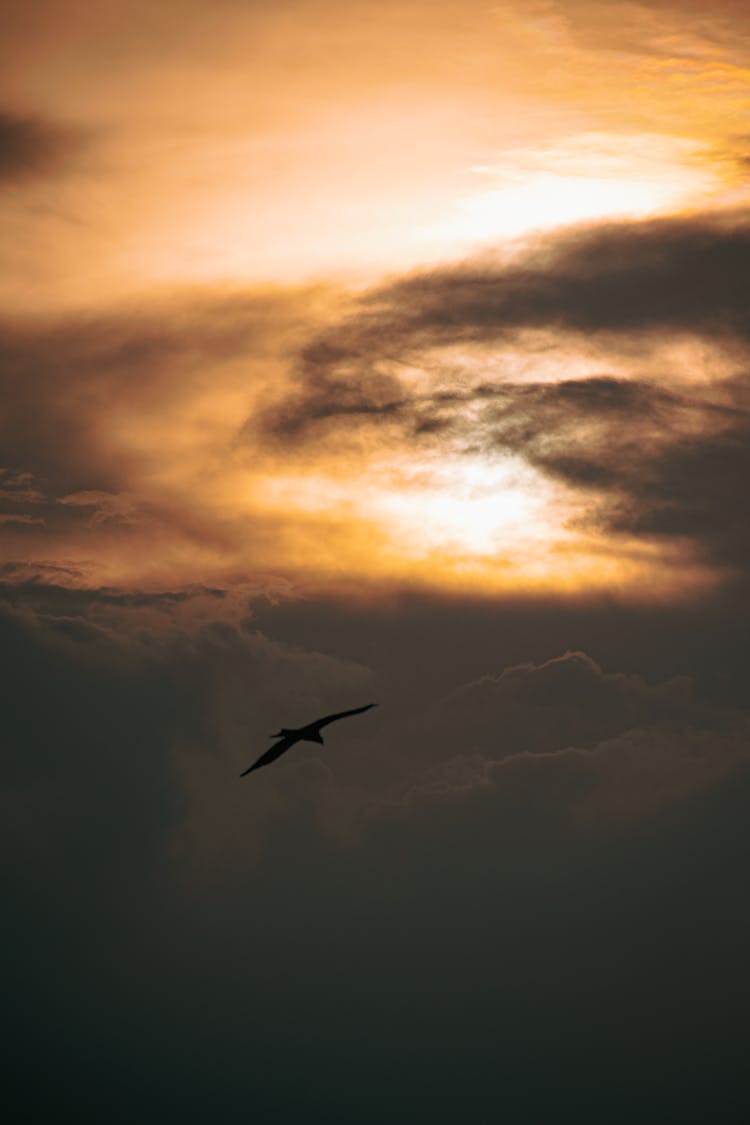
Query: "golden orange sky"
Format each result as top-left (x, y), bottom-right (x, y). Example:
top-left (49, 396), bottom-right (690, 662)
top-left (2, 0), bottom-right (749, 600)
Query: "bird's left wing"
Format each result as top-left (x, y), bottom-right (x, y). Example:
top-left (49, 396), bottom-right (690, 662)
top-left (315, 702), bottom-right (377, 730)
top-left (240, 735), bottom-right (296, 777)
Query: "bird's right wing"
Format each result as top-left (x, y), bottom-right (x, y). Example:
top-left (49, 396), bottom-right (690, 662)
top-left (315, 702), bottom-right (378, 730)
top-left (240, 735), bottom-right (296, 777)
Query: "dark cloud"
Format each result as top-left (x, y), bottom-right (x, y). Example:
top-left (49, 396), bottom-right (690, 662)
top-left (0, 574), bottom-right (226, 614)
top-left (426, 649), bottom-right (698, 755)
top-left (0, 110), bottom-right (84, 183)
top-left (253, 214), bottom-right (750, 455)
top-left (4, 597), bottom-right (750, 1122)
top-left (604, 414), bottom-right (750, 562)
top-left (279, 212), bottom-right (750, 390)
top-left (261, 361), bottom-right (406, 441)
top-left (472, 374), bottom-right (750, 574)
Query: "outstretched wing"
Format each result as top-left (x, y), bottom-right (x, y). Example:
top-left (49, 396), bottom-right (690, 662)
top-left (313, 702), bottom-right (377, 731)
top-left (240, 735), bottom-right (297, 777)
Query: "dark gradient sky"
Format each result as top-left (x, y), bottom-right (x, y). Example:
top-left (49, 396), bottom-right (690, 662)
top-left (4, 2), bottom-right (750, 1122)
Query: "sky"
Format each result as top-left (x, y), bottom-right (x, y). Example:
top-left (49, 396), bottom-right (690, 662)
top-left (3, 1), bottom-right (750, 1121)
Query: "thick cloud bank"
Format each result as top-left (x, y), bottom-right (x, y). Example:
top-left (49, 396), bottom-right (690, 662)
top-left (4, 596), bottom-right (750, 1122)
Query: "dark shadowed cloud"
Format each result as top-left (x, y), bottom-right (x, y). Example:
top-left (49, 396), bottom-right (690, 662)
top-left (467, 373), bottom-right (750, 574)
top-left (4, 594), bottom-right (750, 1122)
top-left (0, 109), bottom-right (84, 183)
top-left (280, 212), bottom-right (750, 384)
top-left (255, 214), bottom-right (750, 451)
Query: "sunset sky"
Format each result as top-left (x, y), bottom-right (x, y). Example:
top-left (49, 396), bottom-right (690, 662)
top-left (4, 2), bottom-right (750, 1121)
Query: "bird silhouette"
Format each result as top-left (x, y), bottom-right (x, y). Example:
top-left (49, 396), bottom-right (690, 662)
top-left (240, 703), bottom-right (377, 776)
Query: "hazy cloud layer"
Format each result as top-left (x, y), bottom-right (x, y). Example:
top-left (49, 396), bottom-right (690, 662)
top-left (0, 287), bottom-right (339, 585)
top-left (0, 290), bottom-right (308, 492)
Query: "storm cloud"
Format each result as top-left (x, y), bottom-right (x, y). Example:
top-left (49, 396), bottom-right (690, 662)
top-left (5, 596), bottom-right (750, 1122)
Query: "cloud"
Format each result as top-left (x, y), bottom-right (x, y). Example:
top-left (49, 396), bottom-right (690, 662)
top-left (398, 650), bottom-right (750, 825)
top-left (392, 646), bottom-right (738, 765)
top-left (5, 600), bottom-right (750, 1121)
top-left (1, 589), bottom-right (376, 896)
top-left (467, 373), bottom-right (750, 574)
top-left (432, 649), bottom-right (696, 753)
top-left (0, 287), bottom-right (340, 584)
top-left (243, 213), bottom-right (750, 580)
top-left (0, 109), bottom-right (84, 183)
top-left (0, 513), bottom-right (45, 526)
top-left (58, 489), bottom-right (139, 526)
top-left (2, 5), bottom-right (749, 1116)
top-left (602, 395), bottom-right (750, 564)
top-left (256, 213), bottom-right (750, 456)
top-left (3, 212), bottom-right (749, 595)
top-left (282, 211), bottom-right (750, 384)
top-left (7, 594), bottom-right (745, 871)
top-left (258, 364), bottom-right (750, 577)
top-left (0, 294), bottom-right (286, 492)
top-left (0, 283), bottom-right (339, 484)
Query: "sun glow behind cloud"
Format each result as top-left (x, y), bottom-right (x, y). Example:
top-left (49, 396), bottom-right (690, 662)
top-left (233, 450), bottom-right (714, 599)
top-left (256, 453), bottom-right (555, 558)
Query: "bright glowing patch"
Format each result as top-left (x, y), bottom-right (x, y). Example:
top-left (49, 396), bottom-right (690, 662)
top-left (255, 454), bottom-right (559, 561)
top-left (373, 456), bottom-right (550, 556)
top-left (443, 173), bottom-right (681, 240)
top-left (422, 132), bottom-right (721, 246)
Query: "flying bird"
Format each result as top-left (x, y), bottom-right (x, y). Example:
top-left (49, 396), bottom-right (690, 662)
top-left (240, 703), bottom-right (377, 776)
